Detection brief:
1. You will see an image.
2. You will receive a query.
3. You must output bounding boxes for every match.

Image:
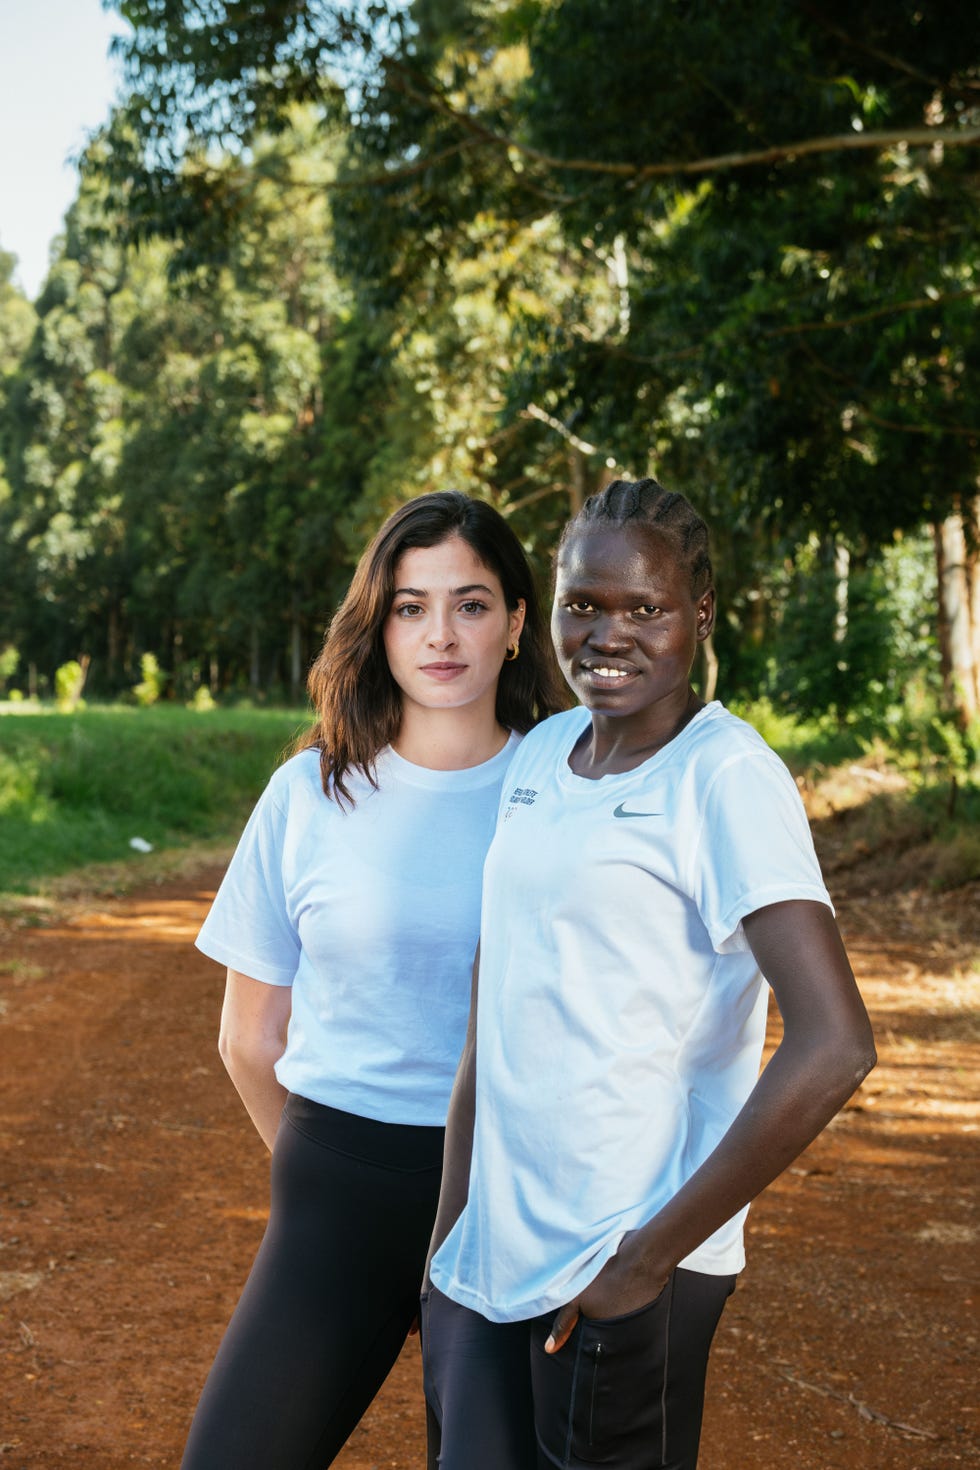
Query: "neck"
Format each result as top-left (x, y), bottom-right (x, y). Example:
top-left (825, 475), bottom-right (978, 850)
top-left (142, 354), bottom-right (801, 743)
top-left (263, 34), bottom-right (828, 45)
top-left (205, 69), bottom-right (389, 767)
top-left (391, 701), bottom-right (510, 771)
top-left (575, 688), bottom-right (704, 778)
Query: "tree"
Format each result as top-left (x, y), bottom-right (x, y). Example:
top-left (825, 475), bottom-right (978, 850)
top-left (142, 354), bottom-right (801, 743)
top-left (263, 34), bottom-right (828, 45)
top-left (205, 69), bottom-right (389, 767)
top-left (58, 5), bottom-right (980, 718)
top-left (0, 111), bottom-right (402, 695)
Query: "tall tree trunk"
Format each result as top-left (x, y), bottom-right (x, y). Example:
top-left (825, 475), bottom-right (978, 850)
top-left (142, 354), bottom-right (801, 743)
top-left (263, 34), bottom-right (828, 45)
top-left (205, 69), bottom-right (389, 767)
top-left (934, 494), bottom-right (980, 727)
top-left (250, 621), bottom-right (261, 692)
top-left (833, 541), bottom-right (850, 645)
top-left (700, 631), bottom-right (719, 703)
top-left (290, 595), bottom-right (303, 702)
top-left (569, 445), bottom-right (588, 517)
top-left (107, 604), bottom-right (120, 682)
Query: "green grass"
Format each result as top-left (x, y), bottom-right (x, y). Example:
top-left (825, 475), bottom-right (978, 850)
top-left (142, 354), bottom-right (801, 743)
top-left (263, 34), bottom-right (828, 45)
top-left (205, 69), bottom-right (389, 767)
top-left (0, 703), bottom-right (311, 894)
top-left (2, 697), bottom-right (977, 901)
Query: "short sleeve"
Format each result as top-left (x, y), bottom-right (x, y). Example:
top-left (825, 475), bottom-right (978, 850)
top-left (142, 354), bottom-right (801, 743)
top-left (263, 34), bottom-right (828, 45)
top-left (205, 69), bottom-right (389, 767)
top-left (690, 749), bottom-right (833, 954)
top-left (195, 779), bottom-right (301, 985)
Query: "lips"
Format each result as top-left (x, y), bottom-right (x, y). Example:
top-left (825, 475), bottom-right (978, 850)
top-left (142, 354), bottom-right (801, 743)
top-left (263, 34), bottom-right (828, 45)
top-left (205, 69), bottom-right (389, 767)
top-left (580, 660), bottom-right (638, 684)
top-left (420, 662), bottom-right (467, 680)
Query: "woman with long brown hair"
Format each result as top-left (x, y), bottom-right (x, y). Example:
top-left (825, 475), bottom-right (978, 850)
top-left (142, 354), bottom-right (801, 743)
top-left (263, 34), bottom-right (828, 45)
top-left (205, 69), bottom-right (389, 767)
top-left (182, 491), bottom-right (564, 1469)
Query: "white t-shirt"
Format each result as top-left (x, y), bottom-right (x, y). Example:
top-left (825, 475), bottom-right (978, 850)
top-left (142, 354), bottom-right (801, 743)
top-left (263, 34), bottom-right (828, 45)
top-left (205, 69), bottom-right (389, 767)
top-left (195, 736), bottom-right (520, 1126)
top-left (430, 703), bottom-right (832, 1321)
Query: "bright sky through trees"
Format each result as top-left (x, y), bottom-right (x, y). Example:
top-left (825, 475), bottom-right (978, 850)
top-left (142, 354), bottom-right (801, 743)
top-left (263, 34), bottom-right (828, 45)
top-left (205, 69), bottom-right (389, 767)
top-left (0, 0), bottom-right (122, 299)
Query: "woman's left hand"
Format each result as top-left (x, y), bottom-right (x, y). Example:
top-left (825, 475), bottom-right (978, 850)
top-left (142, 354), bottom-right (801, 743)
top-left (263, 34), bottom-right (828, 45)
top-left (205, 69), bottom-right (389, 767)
top-left (544, 1232), bottom-right (670, 1353)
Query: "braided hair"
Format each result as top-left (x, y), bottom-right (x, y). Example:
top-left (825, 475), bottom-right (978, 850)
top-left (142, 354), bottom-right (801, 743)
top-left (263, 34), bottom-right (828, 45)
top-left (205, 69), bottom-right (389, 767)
top-left (558, 478), bottom-right (713, 597)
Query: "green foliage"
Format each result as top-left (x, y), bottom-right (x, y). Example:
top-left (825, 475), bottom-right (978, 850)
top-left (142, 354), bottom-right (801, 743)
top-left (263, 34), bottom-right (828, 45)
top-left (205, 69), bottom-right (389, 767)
top-left (133, 652), bottom-right (166, 706)
top-left (759, 532), bottom-right (941, 723)
top-left (0, 114), bottom-right (386, 699)
top-left (727, 697), bottom-right (866, 776)
top-left (54, 660), bottom-right (87, 712)
top-left (0, 644), bottom-right (17, 692)
top-left (0, 705), bottom-right (309, 893)
top-left (1, 5), bottom-right (978, 734)
top-left (187, 685), bottom-right (216, 711)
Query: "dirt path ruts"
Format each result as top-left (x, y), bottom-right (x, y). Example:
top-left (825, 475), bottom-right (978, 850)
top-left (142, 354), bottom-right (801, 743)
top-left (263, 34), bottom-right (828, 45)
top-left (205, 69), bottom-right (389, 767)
top-left (1, 868), bottom-right (977, 1468)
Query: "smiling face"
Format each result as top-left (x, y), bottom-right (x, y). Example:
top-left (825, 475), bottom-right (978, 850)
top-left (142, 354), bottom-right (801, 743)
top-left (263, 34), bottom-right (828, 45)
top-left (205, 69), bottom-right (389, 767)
top-left (552, 523), bottom-right (715, 727)
top-left (382, 535), bottom-right (525, 722)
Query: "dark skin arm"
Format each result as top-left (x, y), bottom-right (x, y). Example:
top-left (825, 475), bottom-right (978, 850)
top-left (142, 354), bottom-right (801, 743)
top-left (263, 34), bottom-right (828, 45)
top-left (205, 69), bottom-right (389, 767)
top-left (545, 899), bottom-right (877, 1351)
top-left (424, 944), bottom-right (480, 1291)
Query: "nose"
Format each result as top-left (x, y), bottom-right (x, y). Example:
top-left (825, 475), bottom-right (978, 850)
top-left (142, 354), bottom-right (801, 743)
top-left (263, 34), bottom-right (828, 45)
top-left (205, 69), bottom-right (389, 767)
top-left (427, 611), bottom-right (458, 649)
top-left (589, 613), bottom-right (633, 652)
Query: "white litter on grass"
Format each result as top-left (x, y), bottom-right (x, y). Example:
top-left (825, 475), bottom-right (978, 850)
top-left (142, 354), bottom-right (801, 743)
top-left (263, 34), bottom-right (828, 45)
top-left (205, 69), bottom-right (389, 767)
top-left (129, 837), bottom-right (153, 853)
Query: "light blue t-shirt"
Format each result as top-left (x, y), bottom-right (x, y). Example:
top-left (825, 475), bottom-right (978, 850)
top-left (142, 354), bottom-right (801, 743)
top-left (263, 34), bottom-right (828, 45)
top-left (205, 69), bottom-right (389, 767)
top-left (430, 703), bottom-right (833, 1319)
top-left (195, 736), bottom-right (520, 1125)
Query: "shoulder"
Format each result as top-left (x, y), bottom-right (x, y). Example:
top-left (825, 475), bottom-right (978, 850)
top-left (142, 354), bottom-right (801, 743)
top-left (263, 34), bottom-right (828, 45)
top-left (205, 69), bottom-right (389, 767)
top-left (683, 703), bottom-right (790, 773)
top-left (522, 706), bottom-right (591, 751)
top-left (668, 705), bottom-right (804, 815)
top-left (504, 707), bottom-right (588, 774)
top-left (264, 747), bottom-right (333, 811)
top-left (678, 707), bottom-right (811, 838)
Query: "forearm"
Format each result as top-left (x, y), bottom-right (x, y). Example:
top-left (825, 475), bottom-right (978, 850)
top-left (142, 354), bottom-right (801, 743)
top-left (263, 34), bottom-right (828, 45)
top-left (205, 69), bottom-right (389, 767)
top-left (426, 1035), bottom-right (476, 1281)
top-left (221, 1040), bottom-right (289, 1152)
top-left (557, 902), bottom-right (876, 1342)
top-left (546, 1010), bottom-right (874, 1351)
top-left (632, 903), bottom-right (875, 1282)
top-left (217, 970), bottom-right (291, 1152)
top-left (630, 1023), bottom-right (874, 1281)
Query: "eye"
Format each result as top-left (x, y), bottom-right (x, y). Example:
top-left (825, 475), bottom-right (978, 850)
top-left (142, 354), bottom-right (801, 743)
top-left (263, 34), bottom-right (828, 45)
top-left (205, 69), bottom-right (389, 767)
top-left (394, 602), bottom-right (424, 618)
top-left (634, 604), bottom-right (662, 618)
top-left (564, 600), bottom-right (595, 615)
top-left (459, 599), bottom-right (489, 615)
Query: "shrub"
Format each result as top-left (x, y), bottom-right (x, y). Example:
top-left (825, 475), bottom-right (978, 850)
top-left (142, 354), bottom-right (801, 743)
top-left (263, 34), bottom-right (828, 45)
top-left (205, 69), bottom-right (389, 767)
top-left (54, 660), bottom-right (88, 712)
top-left (133, 653), bottom-right (166, 707)
top-left (0, 645), bottom-right (18, 694)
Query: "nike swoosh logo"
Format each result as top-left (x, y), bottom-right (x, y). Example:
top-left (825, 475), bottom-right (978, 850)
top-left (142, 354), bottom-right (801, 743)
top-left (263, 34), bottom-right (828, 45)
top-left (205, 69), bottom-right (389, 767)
top-left (613, 803), bottom-right (663, 819)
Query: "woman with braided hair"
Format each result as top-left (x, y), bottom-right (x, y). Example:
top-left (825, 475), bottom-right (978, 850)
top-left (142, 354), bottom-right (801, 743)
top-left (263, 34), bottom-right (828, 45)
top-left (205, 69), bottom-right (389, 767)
top-left (422, 478), bottom-right (876, 1470)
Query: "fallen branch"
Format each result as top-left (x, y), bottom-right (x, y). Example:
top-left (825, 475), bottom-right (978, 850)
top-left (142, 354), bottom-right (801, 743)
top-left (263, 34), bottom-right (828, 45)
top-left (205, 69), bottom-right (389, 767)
top-left (780, 1370), bottom-right (939, 1439)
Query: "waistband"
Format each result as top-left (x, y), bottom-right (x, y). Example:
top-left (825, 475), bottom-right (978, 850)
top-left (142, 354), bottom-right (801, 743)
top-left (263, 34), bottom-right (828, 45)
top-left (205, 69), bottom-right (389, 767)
top-left (283, 1092), bottom-right (445, 1171)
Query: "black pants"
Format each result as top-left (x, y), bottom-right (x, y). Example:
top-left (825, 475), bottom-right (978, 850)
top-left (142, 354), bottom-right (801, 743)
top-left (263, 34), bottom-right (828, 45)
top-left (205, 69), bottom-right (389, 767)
top-left (181, 1094), bottom-right (444, 1470)
top-left (422, 1269), bottom-right (735, 1470)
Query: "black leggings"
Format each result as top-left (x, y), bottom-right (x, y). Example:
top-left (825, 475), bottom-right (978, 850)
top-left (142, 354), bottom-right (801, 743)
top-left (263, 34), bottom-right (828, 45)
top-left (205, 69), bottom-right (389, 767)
top-left (423, 1269), bottom-right (735, 1470)
top-left (181, 1094), bottom-right (444, 1470)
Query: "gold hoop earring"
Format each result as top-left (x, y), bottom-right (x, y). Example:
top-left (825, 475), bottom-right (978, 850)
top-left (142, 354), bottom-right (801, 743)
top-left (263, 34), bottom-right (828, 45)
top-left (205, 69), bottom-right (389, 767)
top-left (505, 642), bottom-right (520, 662)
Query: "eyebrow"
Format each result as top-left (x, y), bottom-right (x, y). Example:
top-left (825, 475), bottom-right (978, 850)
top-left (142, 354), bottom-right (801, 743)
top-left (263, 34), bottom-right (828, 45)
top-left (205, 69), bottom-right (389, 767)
top-left (392, 583), bottom-right (497, 597)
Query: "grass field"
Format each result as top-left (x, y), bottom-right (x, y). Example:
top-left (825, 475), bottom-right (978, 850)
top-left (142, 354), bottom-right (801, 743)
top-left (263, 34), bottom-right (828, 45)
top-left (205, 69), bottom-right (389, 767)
top-left (1, 698), bottom-right (977, 900)
top-left (0, 703), bottom-right (310, 894)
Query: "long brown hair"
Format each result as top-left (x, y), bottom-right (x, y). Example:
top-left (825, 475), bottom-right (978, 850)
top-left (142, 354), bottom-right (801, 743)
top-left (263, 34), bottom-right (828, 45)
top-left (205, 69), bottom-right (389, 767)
top-left (292, 492), bottom-right (566, 804)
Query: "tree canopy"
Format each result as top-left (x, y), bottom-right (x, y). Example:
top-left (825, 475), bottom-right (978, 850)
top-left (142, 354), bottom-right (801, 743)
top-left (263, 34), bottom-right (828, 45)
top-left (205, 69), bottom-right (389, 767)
top-left (0, 1), bottom-right (976, 723)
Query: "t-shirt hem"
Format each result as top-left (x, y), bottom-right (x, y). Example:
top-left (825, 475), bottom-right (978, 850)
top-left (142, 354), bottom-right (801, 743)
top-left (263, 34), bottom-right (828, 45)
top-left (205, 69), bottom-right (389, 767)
top-left (276, 1073), bottom-right (451, 1128)
top-left (711, 883), bottom-right (833, 952)
top-left (678, 1240), bottom-right (746, 1275)
top-left (432, 1245), bottom-right (745, 1323)
top-left (194, 935), bottom-right (296, 986)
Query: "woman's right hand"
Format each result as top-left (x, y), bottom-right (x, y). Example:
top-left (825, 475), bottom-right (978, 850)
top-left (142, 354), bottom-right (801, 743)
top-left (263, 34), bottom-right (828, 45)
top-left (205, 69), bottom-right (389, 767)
top-left (544, 1230), bottom-right (672, 1353)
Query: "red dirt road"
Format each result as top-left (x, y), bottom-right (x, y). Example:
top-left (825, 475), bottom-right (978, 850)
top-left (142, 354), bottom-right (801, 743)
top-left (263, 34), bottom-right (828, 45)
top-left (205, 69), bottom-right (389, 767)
top-left (1, 865), bottom-right (977, 1469)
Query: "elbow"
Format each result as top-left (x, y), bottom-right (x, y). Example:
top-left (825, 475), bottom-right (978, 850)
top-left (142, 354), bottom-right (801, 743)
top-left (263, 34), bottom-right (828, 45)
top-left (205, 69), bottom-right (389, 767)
top-left (217, 1024), bottom-right (233, 1069)
top-left (217, 1025), bottom-right (240, 1080)
top-left (849, 1011), bottom-right (878, 1087)
top-left (826, 1030), bottom-right (877, 1110)
top-left (853, 1037), bottom-right (877, 1089)
top-left (217, 1025), bottom-right (263, 1086)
